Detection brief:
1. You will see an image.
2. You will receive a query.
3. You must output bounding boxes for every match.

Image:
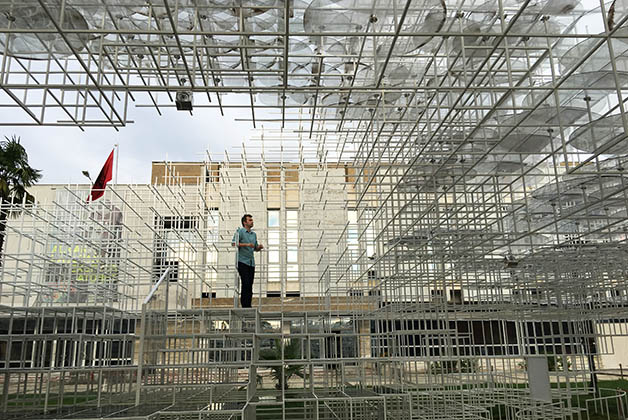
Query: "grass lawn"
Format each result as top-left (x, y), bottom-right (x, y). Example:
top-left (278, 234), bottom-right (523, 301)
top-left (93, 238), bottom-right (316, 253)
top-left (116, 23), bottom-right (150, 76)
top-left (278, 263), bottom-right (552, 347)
top-left (255, 380), bottom-right (628, 420)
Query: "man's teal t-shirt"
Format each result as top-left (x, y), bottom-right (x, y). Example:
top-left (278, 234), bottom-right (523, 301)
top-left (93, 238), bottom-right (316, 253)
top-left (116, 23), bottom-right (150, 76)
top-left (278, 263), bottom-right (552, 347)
top-left (232, 227), bottom-right (258, 267)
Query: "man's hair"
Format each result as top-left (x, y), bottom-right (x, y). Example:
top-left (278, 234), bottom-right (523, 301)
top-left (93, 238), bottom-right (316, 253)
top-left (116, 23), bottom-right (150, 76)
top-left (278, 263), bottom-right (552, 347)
top-left (241, 214), bottom-right (252, 226)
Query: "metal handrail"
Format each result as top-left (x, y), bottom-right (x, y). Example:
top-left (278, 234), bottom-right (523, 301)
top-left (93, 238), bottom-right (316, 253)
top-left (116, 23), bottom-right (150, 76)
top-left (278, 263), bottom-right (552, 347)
top-left (135, 266), bottom-right (172, 406)
top-left (143, 267), bottom-right (172, 305)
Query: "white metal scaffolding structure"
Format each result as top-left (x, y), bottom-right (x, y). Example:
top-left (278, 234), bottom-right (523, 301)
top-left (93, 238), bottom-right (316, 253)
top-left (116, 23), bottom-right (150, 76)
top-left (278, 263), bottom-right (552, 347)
top-left (2, 0), bottom-right (628, 419)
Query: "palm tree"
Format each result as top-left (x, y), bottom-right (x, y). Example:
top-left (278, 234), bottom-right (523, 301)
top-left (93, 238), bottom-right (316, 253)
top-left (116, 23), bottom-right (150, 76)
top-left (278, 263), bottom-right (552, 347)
top-left (259, 339), bottom-right (305, 390)
top-left (0, 136), bottom-right (42, 263)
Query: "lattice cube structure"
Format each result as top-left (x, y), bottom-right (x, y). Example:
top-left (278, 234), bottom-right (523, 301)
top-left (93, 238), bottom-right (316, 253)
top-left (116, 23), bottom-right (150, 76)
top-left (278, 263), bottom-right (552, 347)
top-left (2, 0), bottom-right (628, 419)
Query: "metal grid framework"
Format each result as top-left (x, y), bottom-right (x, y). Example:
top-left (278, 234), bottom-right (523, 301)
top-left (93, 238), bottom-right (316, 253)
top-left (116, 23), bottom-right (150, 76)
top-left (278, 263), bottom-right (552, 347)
top-left (0, 176), bottom-right (208, 310)
top-left (2, 0), bottom-right (628, 419)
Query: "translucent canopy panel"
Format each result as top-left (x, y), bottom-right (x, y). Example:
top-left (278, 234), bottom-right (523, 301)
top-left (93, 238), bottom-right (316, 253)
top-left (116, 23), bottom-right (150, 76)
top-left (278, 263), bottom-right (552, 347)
top-left (524, 70), bottom-right (628, 106)
top-left (491, 106), bottom-right (592, 153)
top-left (531, 177), bottom-right (589, 203)
top-left (370, 0), bottom-right (447, 54)
top-left (476, 157), bottom-right (534, 175)
top-left (495, 133), bottom-right (553, 154)
top-left (449, 20), bottom-right (497, 59)
top-left (410, 161), bottom-right (478, 179)
top-left (304, 0), bottom-right (446, 63)
top-left (560, 29), bottom-right (628, 74)
top-left (468, 0), bottom-right (581, 18)
top-left (0, 0), bottom-right (626, 136)
top-left (494, 233), bottom-right (551, 256)
top-left (530, 174), bottom-right (627, 212)
top-left (224, 0), bottom-right (284, 18)
top-left (569, 196), bottom-right (628, 215)
top-left (506, 16), bottom-right (566, 46)
top-left (67, 0), bottom-right (143, 30)
top-left (0, 3), bottom-right (90, 59)
top-left (502, 200), bottom-right (559, 232)
top-left (569, 114), bottom-right (628, 155)
top-left (597, 154), bottom-right (628, 171)
top-left (506, 0), bottom-right (581, 15)
top-left (448, 14), bottom-right (565, 62)
top-left (304, 0), bottom-right (370, 33)
top-left (257, 91), bottom-right (310, 105)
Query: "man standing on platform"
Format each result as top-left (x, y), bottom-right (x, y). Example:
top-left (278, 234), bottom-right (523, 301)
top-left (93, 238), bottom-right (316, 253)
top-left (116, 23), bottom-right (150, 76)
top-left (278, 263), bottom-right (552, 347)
top-left (232, 214), bottom-right (263, 308)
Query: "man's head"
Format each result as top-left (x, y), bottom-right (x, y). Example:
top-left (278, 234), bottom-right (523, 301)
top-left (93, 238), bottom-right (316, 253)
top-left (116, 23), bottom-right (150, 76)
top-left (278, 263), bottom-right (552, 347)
top-left (241, 214), bottom-right (253, 229)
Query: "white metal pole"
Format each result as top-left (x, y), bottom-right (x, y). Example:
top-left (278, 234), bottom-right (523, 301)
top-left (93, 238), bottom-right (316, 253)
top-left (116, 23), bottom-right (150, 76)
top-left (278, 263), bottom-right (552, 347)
top-left (114, 143), bottom-right (119, 185)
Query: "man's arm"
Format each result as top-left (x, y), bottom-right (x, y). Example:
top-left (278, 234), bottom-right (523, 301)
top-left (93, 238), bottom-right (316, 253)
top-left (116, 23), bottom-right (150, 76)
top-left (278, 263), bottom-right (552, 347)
top-left (254, 235), bottom-right (264, 251)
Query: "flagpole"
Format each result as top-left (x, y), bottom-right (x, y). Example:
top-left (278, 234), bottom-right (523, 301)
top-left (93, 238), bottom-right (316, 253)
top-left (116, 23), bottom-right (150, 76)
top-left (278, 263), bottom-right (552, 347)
top-left (114, 143), bottom-right (119, 185)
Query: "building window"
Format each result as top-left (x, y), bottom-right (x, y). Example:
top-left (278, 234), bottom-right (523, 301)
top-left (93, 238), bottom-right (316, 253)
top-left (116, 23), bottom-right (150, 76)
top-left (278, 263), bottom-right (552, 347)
top-left (268, 209), bottom-right (280, 227)
top-left (267, 209), bottom-right (281, 294)
top-left (286, 209), bottom-right (299, 293)
top-left (266, 208), bottom-right (300, 297)
top-left (153, 215), bottom-right (199, 282)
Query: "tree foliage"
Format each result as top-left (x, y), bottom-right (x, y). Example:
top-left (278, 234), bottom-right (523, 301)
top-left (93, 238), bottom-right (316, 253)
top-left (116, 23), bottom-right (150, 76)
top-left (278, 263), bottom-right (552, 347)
top-left (0, 135), bottom-right (42, 259)
top-left (259, 339), bottom-right (305, 390)
top-left (0, 135), bottom-right (41, 204)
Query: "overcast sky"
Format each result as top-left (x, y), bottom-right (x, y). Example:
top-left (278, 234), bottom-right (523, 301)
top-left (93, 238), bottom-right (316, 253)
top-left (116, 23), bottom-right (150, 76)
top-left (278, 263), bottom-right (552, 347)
top-left (4, 105), bottom-right (254, 185)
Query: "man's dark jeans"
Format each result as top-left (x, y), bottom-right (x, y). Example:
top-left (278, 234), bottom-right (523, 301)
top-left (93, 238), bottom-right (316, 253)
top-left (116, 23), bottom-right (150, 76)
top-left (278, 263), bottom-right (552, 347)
top-left (237, 262), bottom-right (255, 308)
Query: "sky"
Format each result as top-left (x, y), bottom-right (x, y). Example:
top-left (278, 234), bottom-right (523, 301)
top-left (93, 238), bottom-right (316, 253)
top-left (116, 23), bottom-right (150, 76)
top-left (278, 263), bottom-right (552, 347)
top-left (4, 104), bottom-right (254, 185)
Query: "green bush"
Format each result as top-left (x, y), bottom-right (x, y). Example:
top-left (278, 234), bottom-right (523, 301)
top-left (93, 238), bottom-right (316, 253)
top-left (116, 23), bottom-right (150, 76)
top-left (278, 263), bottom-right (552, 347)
top-left (429, 358), bottom-right (478, 374)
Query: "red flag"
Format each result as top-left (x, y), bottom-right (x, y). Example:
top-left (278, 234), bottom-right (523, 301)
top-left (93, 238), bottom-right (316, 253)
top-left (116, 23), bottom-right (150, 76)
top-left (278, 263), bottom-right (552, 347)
top-left (88, 149), bottom-right (114, 202)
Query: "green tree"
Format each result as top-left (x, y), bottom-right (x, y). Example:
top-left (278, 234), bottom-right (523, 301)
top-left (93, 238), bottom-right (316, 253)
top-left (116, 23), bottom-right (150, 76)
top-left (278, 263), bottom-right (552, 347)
top-left (0, 136), bottom-right (42, 263)
top-left (259, 339), bottom-right (305, 390)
